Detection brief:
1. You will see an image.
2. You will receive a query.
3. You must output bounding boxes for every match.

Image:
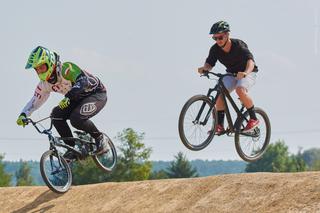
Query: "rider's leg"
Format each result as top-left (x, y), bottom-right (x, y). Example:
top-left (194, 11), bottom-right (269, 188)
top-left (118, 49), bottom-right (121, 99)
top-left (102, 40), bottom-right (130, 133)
top-left (215, 95), bottom-right (225, 127)
top-left (235, 73), bottom-right (259, 131)
top-left (51, 106), bottom-right (75, 147)
top-left (235, 87), bottom-right (254, 108)
top-left (215, 75), bottom-right (237, 132)
top-left (69, 92), bottom-right (107, 152)
top-left (236, 86), bottom-right (257, 118)
top-left (235, 72), bottom-right (257, 119)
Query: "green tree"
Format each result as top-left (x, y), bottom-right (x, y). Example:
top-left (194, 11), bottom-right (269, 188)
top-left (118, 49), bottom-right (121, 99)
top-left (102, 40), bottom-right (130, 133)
top-left (15, 160), bottom-right (34, 186)
top-left (0, 154), bottom-right (12, 187)
top-left (110, 128), bottom-right (152, 181)
top-left (246, 140), bottom-right (306, 172)
top-left (311, 159), bottom-right (320, 171)
top-left (287, 148), bottom-right (306, 172)
top-left (71, 158), bottom-right (108, 185)
top-left (301, 148), bottom-right (320, 168)
top-left (149, 169), bottom-right (169, 180)
top-left (165, 152), bottom-right (198, 178)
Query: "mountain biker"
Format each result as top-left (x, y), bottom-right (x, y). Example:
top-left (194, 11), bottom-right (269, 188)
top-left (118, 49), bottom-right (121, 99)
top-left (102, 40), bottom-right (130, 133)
top-left (198, 21), bottom-right (259, 134)
top-left (16, 46), bottom-right (108, 160)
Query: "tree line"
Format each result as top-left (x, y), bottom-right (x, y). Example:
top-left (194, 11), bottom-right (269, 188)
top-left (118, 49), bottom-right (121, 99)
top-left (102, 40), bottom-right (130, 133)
top-left (1, 128), bottom-right (320, 187)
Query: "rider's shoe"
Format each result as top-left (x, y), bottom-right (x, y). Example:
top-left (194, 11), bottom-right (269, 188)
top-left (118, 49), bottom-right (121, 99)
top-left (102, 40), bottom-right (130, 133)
top-left (215, 124), bottom-right (225, 135)
top-left (208, 124), bottom-right (225, 135)
top-left (94, 134), bottom-right (109, 155)
top-left (243, 119), bottom-right (259, 132)
top-left (63, 150), bottom-right (77, 163)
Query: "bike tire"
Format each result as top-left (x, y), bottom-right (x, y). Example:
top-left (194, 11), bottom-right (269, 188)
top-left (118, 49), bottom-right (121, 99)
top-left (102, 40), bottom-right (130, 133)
top-left (235, 107), bottom-right (271, 162)
top-left (40, 150), bottom-right (72, 193)
top-left (178, 95), bottom-right (217, 151)
top-left (93, 133), bottom-right (117, 172)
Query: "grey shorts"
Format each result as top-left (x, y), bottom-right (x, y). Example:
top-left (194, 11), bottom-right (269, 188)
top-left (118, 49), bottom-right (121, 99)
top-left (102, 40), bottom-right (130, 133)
top-left (222, 72), bottom-right (257, 92)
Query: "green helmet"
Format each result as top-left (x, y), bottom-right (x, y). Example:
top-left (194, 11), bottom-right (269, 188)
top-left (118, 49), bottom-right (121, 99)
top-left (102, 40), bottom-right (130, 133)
top-left (25, 46), bottom-right (57, 81)
top-left (210, 21), bottom-right (230, 35)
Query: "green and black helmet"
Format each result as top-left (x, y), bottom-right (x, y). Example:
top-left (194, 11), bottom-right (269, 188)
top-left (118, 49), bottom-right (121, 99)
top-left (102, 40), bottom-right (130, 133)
top-left (25, 46), bottom-right (58, 81)
top-left (210, 21), bottom-right (230, 35)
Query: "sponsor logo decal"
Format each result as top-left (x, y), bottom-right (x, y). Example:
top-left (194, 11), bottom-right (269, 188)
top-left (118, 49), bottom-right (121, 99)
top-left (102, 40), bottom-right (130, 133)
top-left (52, 85), bottom-right (60, 92)
top-left (34, 92), bottom-right (41, 99)
top-left (80, 102), bottom-right (97, 115)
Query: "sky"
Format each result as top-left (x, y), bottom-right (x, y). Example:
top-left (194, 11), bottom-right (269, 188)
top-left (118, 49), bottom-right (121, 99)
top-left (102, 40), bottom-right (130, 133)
top-left (0, 0), bottom-right (319, 161)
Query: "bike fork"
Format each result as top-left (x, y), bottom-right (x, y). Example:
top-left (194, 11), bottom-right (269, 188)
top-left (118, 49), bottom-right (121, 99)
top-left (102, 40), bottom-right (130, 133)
top-left (195, 90), bottom-right (216, 125)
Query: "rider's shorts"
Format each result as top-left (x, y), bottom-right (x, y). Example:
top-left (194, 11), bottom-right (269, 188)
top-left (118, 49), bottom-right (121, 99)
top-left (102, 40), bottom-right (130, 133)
top-left (222, 72), bottom-right (257, 92)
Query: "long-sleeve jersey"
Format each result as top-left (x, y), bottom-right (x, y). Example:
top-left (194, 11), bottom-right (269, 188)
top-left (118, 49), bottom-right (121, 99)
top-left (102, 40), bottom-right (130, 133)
top-left (21, 62), bottom-right (106, 116)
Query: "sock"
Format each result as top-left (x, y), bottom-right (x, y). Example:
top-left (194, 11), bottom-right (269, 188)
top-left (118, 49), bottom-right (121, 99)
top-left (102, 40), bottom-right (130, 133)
top-left (247, 106), bottom-right (257, 120)
top-left (217, 110), bottom-right (225, 126)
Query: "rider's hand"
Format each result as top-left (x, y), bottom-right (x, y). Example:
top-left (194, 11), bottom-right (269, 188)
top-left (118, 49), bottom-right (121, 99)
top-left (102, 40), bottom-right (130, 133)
top-left (198, 67), bottom-right (206, 74)
top-left (16, 113), bottom-right (27, 127)
top-left (236, 72), bottom-right (247, 80)
top-left (58, 97), bottom-right (70, 109)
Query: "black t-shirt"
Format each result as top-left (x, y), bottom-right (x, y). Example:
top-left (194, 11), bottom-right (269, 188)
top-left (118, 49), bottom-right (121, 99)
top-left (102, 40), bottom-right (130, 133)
top-left (205, 38), bottom-right (258, 73)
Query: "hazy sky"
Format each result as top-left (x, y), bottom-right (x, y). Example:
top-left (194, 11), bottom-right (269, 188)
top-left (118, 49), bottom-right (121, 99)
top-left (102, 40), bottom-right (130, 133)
top-left (1, 0), bottom-right (319, 161)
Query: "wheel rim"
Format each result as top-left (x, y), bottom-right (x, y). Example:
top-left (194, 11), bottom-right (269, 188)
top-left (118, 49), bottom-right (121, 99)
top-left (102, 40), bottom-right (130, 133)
top-left (237, 112), bottom-right (269, 159)
top-left (43, 153), bottom-right (70, 191)
top-left (182, 99), bottom-right (216, 148)
top-left (95, 136), bottom-right (117, 171)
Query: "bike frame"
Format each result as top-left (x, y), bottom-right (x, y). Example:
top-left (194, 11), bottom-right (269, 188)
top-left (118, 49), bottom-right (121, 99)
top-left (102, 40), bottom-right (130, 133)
top-left (25, 117), bottom-right (96, 160)
top-left (196, 72), bottom-right (249, 134)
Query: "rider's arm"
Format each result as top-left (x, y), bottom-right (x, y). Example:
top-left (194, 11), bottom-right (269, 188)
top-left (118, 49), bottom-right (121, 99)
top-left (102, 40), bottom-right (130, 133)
top-left (238, 40), bottom-right (256, 75)
top-left (198, 46), bottom-right (217, 73)
top-left (21, 82), bottom-right (51, 117)
top-left (203, 63), bottom-right (213, 71)
top-left (244, 59), bottom-right (255, 75)
top-left (198, 63), bottom-right (213, 74)
top-left (205, 45), bottom-right (218, 68)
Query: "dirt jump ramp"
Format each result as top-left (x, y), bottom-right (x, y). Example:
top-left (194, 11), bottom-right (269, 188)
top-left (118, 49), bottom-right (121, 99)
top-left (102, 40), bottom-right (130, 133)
top-left (1, 172), bottom-right (320, 213)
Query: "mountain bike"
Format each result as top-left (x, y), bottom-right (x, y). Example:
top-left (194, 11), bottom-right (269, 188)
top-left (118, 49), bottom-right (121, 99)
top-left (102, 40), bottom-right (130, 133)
top-left (178, 71), bottom-right (271, 162)
top-left (23, 116), bottom-right (117, 193)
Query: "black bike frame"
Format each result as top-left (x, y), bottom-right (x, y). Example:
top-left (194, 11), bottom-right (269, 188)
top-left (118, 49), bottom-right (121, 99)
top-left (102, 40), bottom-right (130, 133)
top-left (196, 72), bottom-right (248, 134)
top-left (25, 117), bottom-right (96, 159)
top-left (214, 79), bottom-right (247, 133)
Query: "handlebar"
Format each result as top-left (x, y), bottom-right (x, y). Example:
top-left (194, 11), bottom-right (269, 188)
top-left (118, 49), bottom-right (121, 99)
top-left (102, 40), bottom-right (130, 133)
top-left (201, 71), bottom-right (237, 79)
top-left (22, 116), bottom-right (53, 135)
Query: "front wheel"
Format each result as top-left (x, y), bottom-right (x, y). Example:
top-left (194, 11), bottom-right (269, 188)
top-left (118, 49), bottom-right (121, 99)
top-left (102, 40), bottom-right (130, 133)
top-left (178, 95), bottom-right (217, 151)
top-left (40, 150), bottom-right (72, 193)
top-left (93, 133), bottom-right (117, 172)
top-left (235, 107), bottom-right (271, 162)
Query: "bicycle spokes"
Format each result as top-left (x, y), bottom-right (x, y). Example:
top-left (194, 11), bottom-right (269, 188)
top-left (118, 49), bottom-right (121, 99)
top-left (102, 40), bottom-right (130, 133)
top-left (235, 108), bottom-right (271, 162)
top-left (41, 151), bottom-right (71, 192)
top-left (186, 102), bottom-right (213, 141)
top-left (178, 95), bottom-right (216, 151)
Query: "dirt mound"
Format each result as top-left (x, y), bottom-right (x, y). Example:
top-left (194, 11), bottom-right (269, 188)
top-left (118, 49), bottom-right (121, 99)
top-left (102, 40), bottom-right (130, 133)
top-left (1, 172), bottom-right (320, 213)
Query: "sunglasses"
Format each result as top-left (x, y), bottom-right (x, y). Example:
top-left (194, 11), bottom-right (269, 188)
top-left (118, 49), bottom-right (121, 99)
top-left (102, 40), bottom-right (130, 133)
top-left (212, 35), bottom-right (225, 41)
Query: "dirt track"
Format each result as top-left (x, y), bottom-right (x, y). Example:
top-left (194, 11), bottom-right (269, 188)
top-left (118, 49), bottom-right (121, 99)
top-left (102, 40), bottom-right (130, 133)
top-left (1, 172), bottom-right (320, 213)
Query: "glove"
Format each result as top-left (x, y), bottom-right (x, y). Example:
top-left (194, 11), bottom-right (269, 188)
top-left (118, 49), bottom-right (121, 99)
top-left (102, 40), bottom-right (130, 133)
top-left (59, 97), bottom-right (70, 109)
top-left (16, 113), bottom-right (27, 127)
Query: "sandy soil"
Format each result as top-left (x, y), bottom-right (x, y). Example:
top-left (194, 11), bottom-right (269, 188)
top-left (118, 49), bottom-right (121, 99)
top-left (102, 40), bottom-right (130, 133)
top-left (1, 172), bottom-right (320, 213)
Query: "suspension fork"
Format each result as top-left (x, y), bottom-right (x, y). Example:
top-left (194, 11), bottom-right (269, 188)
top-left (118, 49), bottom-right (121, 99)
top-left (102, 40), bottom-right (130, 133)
top-left (194, 88), bottom-right (216, 125)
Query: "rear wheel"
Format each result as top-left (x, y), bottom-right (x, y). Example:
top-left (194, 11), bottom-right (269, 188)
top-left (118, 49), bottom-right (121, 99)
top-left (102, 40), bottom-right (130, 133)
top-left (40, 150), bottom-right (72, 193)
top-left (93, 134), bottom-right (117, 172)
top-left (178, 95), bottom-right (217, 151)
top-left (235, 107), bottom-right (271, 162)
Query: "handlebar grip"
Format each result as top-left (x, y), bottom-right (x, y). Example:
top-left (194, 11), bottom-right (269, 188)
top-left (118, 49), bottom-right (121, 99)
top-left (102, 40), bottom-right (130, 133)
top-left (22, 118), bottom-right (29, 124)
top-left (200, 70), bottom-right (210, 78)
